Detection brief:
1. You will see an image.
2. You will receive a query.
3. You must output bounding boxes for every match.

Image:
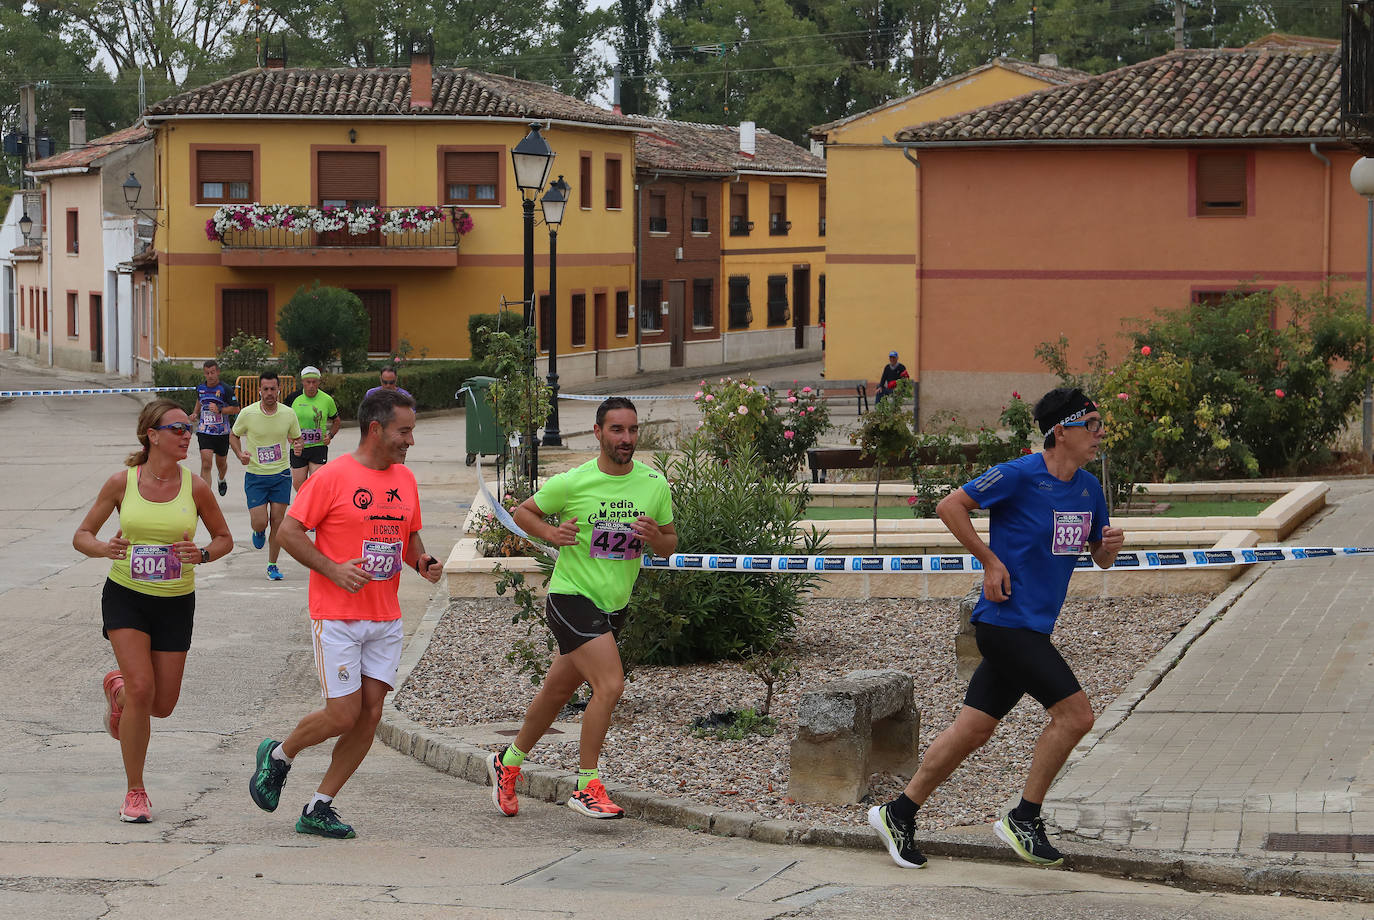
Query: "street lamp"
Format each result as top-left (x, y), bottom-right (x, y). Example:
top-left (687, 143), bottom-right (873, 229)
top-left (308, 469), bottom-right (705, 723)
top-left (17, 211), bottom-right (36, 244)
top-left (122, 172), bottom-right (142, 209)
top-left (1351, 156), bottom-right (1374, 459)
top-left (540, 175), bottom-right (570, 447)
top-left (511, 123), bottom-right (556, 481)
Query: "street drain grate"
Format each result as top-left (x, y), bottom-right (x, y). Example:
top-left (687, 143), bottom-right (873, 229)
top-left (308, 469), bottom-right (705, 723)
top-left (1263, 833), bottom-right (1374, 853)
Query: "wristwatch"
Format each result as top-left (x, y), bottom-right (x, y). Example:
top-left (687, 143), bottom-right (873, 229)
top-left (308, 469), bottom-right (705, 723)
top-left (200, 548), bottom-right (211, 564)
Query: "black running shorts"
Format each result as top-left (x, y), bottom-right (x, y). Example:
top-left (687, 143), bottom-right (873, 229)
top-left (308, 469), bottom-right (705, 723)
top-left (196, 433), bottom-right (230, 456)
top-left (290, 445), bottom-right (329, 469)
top-left (545, 593), bottom-right (627, 656)
top-left (101, 578), bottom-right (196, 652)
top-left (963, 622), bottom-right (1082, 720)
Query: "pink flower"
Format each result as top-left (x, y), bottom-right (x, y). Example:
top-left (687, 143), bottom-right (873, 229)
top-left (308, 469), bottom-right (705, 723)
top-left (1275, 388), bottom-right (1285, 398)
top-left (694, 390), bottom-right (703, 400)
top-left (704, 394), bottom-right (714, 402)
top-left (787, 396), bottom-right (797, 403)
top-left (783, 430), bottom-right (795, 440)
top-left (1117, 392), bottom-right (1129, 400)
top-left (737, 405), bottom-right (748, 415)
top-left (1140, 345), bottom-right (1152, 356)
top-left (907, 495), bottom-right (917, 506)
top-left (801, 386), bottom-right (813, 394)
top-left (1021, 447), bottom-right (1033, 454)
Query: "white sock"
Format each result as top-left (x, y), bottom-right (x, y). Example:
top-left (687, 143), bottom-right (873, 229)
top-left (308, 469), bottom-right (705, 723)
top-left (271, 743), bottom-right (293, 764)
top-left (308, 792), bottom-right (333, 811)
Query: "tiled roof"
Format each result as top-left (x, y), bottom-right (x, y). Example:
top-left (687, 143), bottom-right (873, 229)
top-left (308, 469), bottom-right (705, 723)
top-left (895, 48), bottom-right (1340, 145)
top-left (26, 124), bottom-right (153, 174)
top-left (143, 67), bottom-right (637, 127)
top-left (811, 57), bottom-right (1087, 137)
top-left (632, 117), bottom-right (825, 175)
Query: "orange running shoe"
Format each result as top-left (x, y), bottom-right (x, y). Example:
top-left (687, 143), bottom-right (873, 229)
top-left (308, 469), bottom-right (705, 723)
top-left (102, 670), bottom-right (124, 740)
top-left (487, 751), bottom-right (520, 816)
top-left (120, 787), bottom-right (151, 823)
top-left (567, 779), bottom-right (623, 819)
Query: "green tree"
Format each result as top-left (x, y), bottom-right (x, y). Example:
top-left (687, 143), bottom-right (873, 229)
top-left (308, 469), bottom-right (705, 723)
top-left (275, 282), bottom-right (370, 372)
top-left (616, 0), bottom-right (658, 114)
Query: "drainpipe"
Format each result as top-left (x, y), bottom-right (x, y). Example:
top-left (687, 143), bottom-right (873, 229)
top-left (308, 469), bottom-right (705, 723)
top-left (1310, 143), bottom-right (1331, 282)
top-left (883, 137), bottom-right (921, 430)
top-left (635, 180), bottom-right (643, 373)
top-left (45, 184), bottom-right (53, 366)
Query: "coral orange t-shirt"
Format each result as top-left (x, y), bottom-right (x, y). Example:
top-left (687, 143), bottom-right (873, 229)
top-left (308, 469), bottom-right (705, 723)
top-left (287, 454), bottom-right (422, 621)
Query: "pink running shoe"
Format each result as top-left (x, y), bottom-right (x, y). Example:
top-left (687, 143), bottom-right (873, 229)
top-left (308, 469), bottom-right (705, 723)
top-left (102, 670), bottom-right (124, 740)
top-left (120, 787), bottom-right (151, 823)
top-left (567, 779), bottom-right (623, 819)
top-left (487, 751), bottom-right (521, 816)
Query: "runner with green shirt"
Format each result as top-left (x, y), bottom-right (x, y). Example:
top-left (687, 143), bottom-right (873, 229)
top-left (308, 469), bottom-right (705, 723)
top-left (285, 366), bottom-right (340, 493)
top-left (491, 396), bottom-right (676, 819)
top-left (230, 370), bottom-right (303, 581)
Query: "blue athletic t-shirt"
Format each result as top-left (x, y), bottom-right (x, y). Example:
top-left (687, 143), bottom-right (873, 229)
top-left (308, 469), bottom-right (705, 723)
top-left (195, 382), bottom-right (237, 435)
top-left (963, 452), bottom-right (1109, 635)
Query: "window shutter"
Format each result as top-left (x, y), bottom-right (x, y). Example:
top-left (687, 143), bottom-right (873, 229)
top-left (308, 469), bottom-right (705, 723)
top-left (318, 151), bottom-right (380, 201)
top-left (198, 150), bottom-right (252, 182)
top-left (351, 289), bottom-right (392, 353)
top-left (1197, 153), bottom-right (1246, 214)
top-left (444, 151), bottom-right (498, 185)
top-left (222, 289), bottom-right (270, 344)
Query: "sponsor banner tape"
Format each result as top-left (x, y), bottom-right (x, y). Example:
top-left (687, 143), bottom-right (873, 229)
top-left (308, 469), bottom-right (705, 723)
top-left (1, 386), bottom-right (197, 398)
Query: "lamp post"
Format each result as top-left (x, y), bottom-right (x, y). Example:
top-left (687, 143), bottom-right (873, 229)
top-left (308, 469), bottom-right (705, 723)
top-left (540, 175), bottom-right (569, 447)
top-left (1351, 157), bottom-right (1374, 459)
top-left (511, 123), bottom-right (556, 481)
top-left (122, 172), bottom-right (142, 209)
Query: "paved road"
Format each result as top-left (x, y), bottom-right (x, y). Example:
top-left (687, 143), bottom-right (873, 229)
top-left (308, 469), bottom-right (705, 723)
top-left (0, 352), bottom-right (1369, 918)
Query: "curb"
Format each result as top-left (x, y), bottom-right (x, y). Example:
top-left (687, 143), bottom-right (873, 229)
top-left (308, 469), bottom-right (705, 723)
top-left (379, 585), bottom-right (1374, 902)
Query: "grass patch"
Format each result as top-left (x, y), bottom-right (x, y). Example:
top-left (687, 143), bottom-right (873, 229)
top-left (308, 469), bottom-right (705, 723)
top-left (805, 505), bottom-right (913, 520)
top-left (1155, 499), bottom-right (1269, 517)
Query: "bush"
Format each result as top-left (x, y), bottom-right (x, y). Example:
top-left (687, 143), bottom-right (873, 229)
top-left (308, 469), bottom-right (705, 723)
top-left (151, 361), bottom-right (204, 414)
top-left (317, 359), bottom-right (485, 417)
top-left (909, 394), bottom-right (1035, 517)
top-left (618, 438), bottom-right (824, 665)
top-left (216, 331), bottom-right (276, 373)
top-left (692, 377), bottom-right (831, 479)
top-left (276, 282), bottom-right (369, 372)
top-left (468, 310), bottom-right (526, 366)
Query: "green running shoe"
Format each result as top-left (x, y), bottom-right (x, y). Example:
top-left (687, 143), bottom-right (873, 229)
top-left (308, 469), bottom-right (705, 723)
top-left (867, 804), bottom-right (927, 868)
top-left (994, 811), bottom-right (1064, 867)
top-left (296, 800), bottom-right (356, 839)
top-left (249, 738), bottom-right (290, 812)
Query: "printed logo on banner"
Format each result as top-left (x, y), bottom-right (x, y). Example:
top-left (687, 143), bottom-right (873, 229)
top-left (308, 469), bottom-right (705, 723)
top-left (1203, 550), bottom-right (1236, 564)
top-left (1303, 547), bottom-right (1335, 557)
top-left (932, 556), bottom-right (966, 571)
top-left (1292, 549), bottom-right (1307, 559)
top-left (890, 557), bottom-right (924, 571)
top-left (1074, 554), bottom-right (1094, 568)
top-left (1246, 548), bottom-right (1286, 562)
top-left (644, 556), bottom-right (669, 567)
top-left (819, 557), bottom-right (847, 571)
top-left (853, 557), bottom-right (885, 571)
top-left (710, 556), bottom-right (738, 569)
top-left (1342, 547), bottom-right (1374, 554)
top-left (779, 557), bottom-right (809, 570)
top-left (743, 556), bottom-right (773, 570)
top-left (1114, 552), bottom-right (1141, 567)
top-left (1146, 551), bottom-right (1187, 566)
top-left (680, 555), bottom-right (704, 568)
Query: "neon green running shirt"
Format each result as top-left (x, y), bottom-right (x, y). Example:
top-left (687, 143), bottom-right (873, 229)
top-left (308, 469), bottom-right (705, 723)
top-left (532, 458), bottom-right (674, 613)
top-left (287, 390), bottom-right (338, 447)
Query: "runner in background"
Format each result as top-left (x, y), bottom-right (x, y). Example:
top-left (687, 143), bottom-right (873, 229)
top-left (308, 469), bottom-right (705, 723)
top-left (230, 370), bottom-right (302, 581)
top-left (285, 366), bottom-right (340, 493)
top-left (72, 399), bottom-right (233, 823)
top-left (193, 360), bottom-right (239, 496)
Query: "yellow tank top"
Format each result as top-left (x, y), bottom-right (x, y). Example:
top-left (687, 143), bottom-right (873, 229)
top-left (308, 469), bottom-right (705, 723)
top-left (107, 466), bottom-right (198, 597)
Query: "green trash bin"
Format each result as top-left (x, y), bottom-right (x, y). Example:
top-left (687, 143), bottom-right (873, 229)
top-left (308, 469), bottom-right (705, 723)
top-left (461, 376), bottom-right (505, 466)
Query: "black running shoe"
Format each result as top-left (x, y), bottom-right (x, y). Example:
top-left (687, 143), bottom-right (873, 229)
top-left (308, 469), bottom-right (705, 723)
top-left (296, 800), bottom-right (356, 839)
top-left (218, 479), bottom-right (227, 497)
top-left (994, 811), bottom-right (1064, 866)
top-left (249, 738), bottom-right (291, 812)
top-left (867, 804), bottom-right (927, 868)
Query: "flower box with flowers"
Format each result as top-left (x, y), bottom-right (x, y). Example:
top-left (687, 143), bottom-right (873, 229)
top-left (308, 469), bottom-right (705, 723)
top-left (206, 204), bottom-right (474, 247)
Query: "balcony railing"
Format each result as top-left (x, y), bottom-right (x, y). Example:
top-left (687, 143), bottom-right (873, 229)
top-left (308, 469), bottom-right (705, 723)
top-left (691, 217), bottom-right (709, 233)
top-left (648, 216), bottom-right (669, 233)
top-left (210, 204), bottom-right (469, 267)
top-left (730, 216), bottom-right (753, 236)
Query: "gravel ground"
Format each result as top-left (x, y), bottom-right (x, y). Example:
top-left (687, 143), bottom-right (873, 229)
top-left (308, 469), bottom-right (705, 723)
top-left (395, 592), bottom-right (1212, 830)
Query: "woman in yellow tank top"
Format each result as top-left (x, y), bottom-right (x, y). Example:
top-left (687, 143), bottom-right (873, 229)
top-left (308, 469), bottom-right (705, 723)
top-left (73, 399), bottom-right (233, 823)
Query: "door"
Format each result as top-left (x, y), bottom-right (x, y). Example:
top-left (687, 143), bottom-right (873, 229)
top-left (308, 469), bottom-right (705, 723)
top-left (667, 280), bottom-right (685, 367)
top-left (317, 151), bottom-right (381, 246)
top-left (593, 291), bottom-right (607, 376)
top-left (350, 289), bottom-right (393, 353)
top-left (792, 265), bottom-right (810, 350)
top-left (89, 293), bottom-right (103, 364)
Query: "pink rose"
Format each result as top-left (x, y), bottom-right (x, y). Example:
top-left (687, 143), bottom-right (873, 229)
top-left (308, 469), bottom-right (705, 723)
top-left (801, 386), bottom-right (813, 394)
top-left (1140, 345), bottom-right (1152, 356)
top-left (737, 405), bottom-right (748, 415)
top-left (787, 396), bottom-right (797, 403)
top-left (694, 391), bottom-right (703, 400)
top-left (1012, 391), bottom-right (1021, 399)
top-left (907, 495), bottom-right (917, 506)
top-left (704, 394), bottom-right (714, 402)
top-left (1117, 392), bottom-right (1129, 400)
top-left (1275, 389), bottom-right (1285, 398)
top-left (783, 430), bottom-right (795, 440)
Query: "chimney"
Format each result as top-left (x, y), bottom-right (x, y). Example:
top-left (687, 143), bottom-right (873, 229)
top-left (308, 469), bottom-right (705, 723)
top-left (1038, 52), bottom-right (1059, 67)
top-left (265, 35), bottom-right (287, 69)
top-left (612, 64), bottom-right (622, 115)
top-left (69, 108), bottom-right (86, 149)
top-left (410, 31), bottom-right (433, 109)
top-left (739, 121), bottom-right (756, 157)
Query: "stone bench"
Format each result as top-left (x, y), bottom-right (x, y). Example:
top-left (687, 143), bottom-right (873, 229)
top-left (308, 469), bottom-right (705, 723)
top-left (789, 669), bottom-right (920, 804)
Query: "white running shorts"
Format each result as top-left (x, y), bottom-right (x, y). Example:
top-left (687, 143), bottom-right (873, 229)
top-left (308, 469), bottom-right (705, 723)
top-left (311, 618), bottom-right (403, 699)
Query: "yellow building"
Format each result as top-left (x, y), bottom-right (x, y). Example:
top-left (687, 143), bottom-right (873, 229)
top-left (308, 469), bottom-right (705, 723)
top-left (810, 58), bottom-right (1084, 415)
top-left (140, 50), bottom-right (640, 378)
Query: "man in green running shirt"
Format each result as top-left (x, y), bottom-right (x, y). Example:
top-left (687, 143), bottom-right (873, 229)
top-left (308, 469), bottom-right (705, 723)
top-left (285, 366), bottom-right (340, 493)
top-left (489, 397), bottom-right (676, 820)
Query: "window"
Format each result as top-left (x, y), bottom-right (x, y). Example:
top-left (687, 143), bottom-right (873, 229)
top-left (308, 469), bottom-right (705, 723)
top-left (221, 288), bottom-right (269, 345)
top-left (605, 155), bottom-right (622, 209)
top-left (767, 274), bottom-right (789, 325)
top-left (539, 293), bottom-right (553, 352)
top-left (571, 293), bottom-right (586, 346)
top-left (769, 184), bottom-right (789, 235)
top-left (318, 150), bottom-right (380, 206)
top-left (615, 289), bottom-right (629, 337)
top-left (639, 280), bottom-right (662, 330)
top-left (67, 291), bottom-right (78, 336)
top-left (690, 194), bottom-right (708, 233)
top-left (728, 276), bottom-right (751, 329)
top-left (580, 153), bottom-right (593, 208)
top-left (692, 278), bottom-right (713, 328)
top-left (730, 187), bottom-right (751, 235)
top-left (819, 185), bottom-right (826, 236)
top-left (444, 151), bottom-right (499, 205)
top-left (350, 289), bottom-right (393, 353)
top-left (1196, 153), bottom-right (1247, 216)
top-left (648, 192), bottom-right (667, 233)
top-left (196, 149), bottom-right (253, 203)
top-left (42, 288), bottom-right (47, 334)
top-left (66, 209), bottom-right (78, 254)
top-left (818, 273), bottom-right (826, 324)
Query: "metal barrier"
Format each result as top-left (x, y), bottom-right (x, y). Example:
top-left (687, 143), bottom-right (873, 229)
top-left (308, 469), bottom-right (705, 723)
top-left (235, 375), bottom-right (297, 407)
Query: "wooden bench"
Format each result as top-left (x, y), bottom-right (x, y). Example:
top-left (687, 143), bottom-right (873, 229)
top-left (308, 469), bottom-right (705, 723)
top-left (806, 443), bottom-right (984, 483)
top-left (795, 380), bottom-right (869, 415)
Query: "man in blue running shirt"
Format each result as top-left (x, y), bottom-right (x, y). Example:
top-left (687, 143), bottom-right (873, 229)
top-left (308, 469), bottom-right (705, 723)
top-left (868, 387), bottom-right (1124, 871)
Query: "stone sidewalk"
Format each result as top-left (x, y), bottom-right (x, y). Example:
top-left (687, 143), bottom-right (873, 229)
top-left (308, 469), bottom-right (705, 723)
top-left (1050, 480), bottom-right (1374, 871)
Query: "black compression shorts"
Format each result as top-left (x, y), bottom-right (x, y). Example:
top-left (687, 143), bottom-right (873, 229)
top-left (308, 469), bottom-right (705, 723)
top-left (545, 593), bottom-right (627, 656)
top-left (101, 578), bottom-right (196, 652)
top-left (963, 621), bottom-right (1082, 719)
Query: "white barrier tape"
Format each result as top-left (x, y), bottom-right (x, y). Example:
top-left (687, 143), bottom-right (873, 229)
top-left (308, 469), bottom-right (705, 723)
top-left (557, 393), bottom-right (694, 401)
top-left (0, 386), bottom-right (197, 398)
top-left (637, 546), bottom-right (1374, 572)
top-left (465, 406), bottom-right (558, 562)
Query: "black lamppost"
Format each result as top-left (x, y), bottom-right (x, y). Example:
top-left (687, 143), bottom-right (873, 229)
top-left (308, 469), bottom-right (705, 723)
top-left (540, 175), bottom-right (569, 447)
top-left (511, 124), bottom-right (556, 480)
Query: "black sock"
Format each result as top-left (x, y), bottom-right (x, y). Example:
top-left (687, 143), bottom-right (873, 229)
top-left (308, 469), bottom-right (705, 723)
top-left (1011, 797), bottom-right (1042, 822)
top-left (887, 792), bottom-right (919, 824)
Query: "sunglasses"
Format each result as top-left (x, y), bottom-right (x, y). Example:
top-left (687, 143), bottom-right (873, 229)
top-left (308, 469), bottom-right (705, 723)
top-left (1061, 418), bottom-right (1104, 433)
top-left (155, 422), bottom-right (194, 435)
